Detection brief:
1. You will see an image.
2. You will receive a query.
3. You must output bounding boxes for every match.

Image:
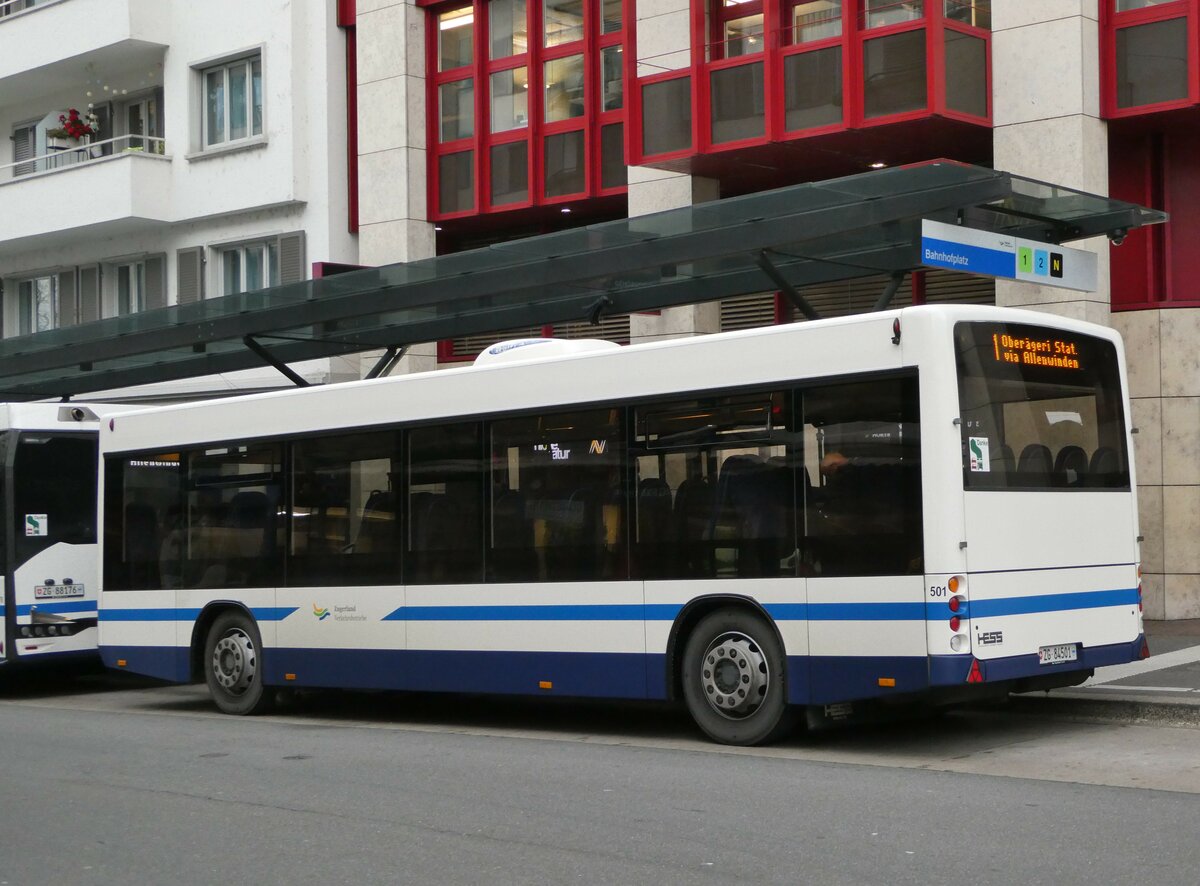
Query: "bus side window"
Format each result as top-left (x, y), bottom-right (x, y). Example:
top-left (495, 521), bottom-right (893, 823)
top-left (407, 422), bottom-right (484, 584)
top-left (288, 430), bottom-right (401, 587)
top-left (802, 377), bottom-right (922, 577)
top-left (632, 391), bottom-right (796, 580)
top-left (489, 408), bottom-right (625, 583)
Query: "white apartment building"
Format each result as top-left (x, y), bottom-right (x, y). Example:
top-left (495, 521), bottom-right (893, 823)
top-left (0, 0), bottom-right (358, 391)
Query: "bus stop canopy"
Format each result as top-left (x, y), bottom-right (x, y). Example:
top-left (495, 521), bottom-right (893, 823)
top-left (0, 160), bottom-right (1166, 401)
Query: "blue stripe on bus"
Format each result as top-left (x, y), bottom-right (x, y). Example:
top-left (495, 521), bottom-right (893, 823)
top-left (383, 602), bottom-right (939, 622)
top-left (94, 589), bottom-right (1135, 627)
top-left (967, 588), bottom-right (1138, 618)
top-left (16, 601), bottom-right (97, 616)
top-left (100, 607), bottom-right (299, 622)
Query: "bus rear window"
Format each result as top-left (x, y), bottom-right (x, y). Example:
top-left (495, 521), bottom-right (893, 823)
top-left (954, 321), bottom-right (1130, 491)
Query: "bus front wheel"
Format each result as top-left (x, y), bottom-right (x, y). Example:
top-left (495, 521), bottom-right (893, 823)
top-left (204, 611), bottom-right (273, 716)
top-left (681, 608), bottom-right (795, 746)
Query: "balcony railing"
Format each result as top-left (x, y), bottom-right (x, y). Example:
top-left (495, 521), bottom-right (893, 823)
top-left (1, 134), bottom-right (167, 179)
top-left (0, 0), bottom-right (50, 20)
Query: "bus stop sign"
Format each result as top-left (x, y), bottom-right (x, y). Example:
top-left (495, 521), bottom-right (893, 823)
top-left (920, 219), bottom-right (1099, 292)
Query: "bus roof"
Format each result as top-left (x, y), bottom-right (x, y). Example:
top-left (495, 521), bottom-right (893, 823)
top-left (101, 304), bottom-right (1124, 454)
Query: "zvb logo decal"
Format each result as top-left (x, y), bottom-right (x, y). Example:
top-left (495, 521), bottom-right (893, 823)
top-left (312, 604), bottom-right (331, 621)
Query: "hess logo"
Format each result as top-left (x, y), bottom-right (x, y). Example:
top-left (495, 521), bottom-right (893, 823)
top-left (975, 629), bottom-right (1003, 646)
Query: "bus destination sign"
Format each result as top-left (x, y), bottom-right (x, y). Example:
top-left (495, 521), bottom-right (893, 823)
top-left (990, 331), bottom-right (1082, 371)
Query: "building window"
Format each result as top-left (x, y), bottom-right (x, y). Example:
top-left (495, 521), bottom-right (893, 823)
top-left (863, 0), bottom-right (923, 28)
top-left (117, 262), bottom-right (147, 314)
top-left (222, 242), bottom-right (278, 295)
top-left (944, 0), bottom-right (989, 29)
top-left (784, 46), bottom-right (843, 130)
top-left (791, 0), bottom-right (842, 43)
top-left (544, 54), bottom-right (585, 122)
top-left (711, 0), bottom-right (765, 60)
top-left (18, 275), bottom-right (57, 335)
top-left (944, 28), bottom-right (986, 116)
top-left (439, 6), bottom-right (475, 69)
top-left (203, 55), bottom-right (263, 148)
top-left (543, 0), bottom-right (584, 46)
top-left (429, 0), bottom-right (628, 218)
top-left (862, 28), bottom-right (927, 117)
top-left (121, 92), bottom-right (165, 154)
top-left (490, 0), bottom-right (527, 57)
top-left (642, 77), bottom-right (692, 156)
top-left (1116, 0), bottom-right (1177, 9)
top-left (711, 62), bottom-right (766, 144)
top-left (1115, 17), bottom-right (1188, 109)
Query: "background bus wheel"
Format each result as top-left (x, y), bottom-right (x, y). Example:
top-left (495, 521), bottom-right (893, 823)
top-left (204, 611), bottom-right (273, 715)
top-left (681, 608), bottom-right (795, 746)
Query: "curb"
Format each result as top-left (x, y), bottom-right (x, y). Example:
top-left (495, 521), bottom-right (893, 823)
top-left (1007, 691), bottom-right (1200, 727)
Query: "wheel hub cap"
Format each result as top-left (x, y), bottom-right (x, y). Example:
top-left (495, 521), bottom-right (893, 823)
top-left (700, 631), bottom-right (769, 720)
top-left (212, 629), bottom-right (256, 696)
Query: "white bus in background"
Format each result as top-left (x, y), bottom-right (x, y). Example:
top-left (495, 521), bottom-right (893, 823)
top-left (1, 403), bottom-right (110, 668)
top-left (97, 305), bottom-right (1146, 745)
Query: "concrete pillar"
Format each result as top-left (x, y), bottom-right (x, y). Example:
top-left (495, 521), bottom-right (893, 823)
top-left (627, 169), bottom-right (721, 344)
top-left (991, 1), bottom-right (1110, 327)
top-left (356, 0), bottom-right (437, 376)
top-left (627, 0), bottom-right (722, 344)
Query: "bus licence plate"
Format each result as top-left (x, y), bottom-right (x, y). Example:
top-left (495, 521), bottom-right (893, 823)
top-left (1038, 644), bottom-right (1078, 665)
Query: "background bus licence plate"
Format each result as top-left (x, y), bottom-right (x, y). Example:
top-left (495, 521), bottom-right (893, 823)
top-left (1038, 644), bottom-right (1078, 665)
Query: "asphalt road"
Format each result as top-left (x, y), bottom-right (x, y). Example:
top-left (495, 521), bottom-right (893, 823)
top-left (1, 669), bottom-right (1199, 886)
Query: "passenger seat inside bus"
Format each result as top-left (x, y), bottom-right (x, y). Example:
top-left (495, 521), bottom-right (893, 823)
top-left (1054, 445), bottom-right (1089, 487)
top-left (1017, 443), bottom-right (1053, 485)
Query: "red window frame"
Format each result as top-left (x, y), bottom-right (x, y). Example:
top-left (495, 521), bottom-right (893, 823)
top-left (1101, 0), bottom-right (1197, 119)
top-left (425, 0), bottom-right (631, 222)
top-left (630, 0), bottom-right (991, 166)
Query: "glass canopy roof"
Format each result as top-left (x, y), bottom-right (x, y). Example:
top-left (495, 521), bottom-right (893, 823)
top-left (0, 160), bottom-right (1165, 400)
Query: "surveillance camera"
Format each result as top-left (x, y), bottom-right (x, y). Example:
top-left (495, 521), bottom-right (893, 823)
top-left (1109, 229), bottom-right (1127, 247)
top-left (70, 407), bottom-right (86, 422)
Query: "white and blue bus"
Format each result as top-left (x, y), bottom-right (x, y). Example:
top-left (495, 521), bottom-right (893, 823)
top-left (1, 403), bottom-right (109, 668)
top-left (97, 305), bottom-right (1146, 744)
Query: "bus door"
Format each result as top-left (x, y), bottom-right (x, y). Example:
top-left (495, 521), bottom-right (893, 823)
top-left (7, 433), bottom-right (99, 662)
top-left (802, 377), bottom-right (927, 704)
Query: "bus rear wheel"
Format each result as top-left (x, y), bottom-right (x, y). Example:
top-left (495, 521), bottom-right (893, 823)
top-left (681, 608), bottom-right (795, 746)
top-left (204, 611), bottom-right (273, 715)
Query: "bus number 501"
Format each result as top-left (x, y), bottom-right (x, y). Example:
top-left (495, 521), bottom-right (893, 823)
top-left (929, 585), bottom-right (947, 598)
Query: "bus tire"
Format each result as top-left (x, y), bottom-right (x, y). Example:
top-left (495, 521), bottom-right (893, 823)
top-left (204, 610), bottom-right (273, 716)
top-left (681, 607), bottom-right (795, 746)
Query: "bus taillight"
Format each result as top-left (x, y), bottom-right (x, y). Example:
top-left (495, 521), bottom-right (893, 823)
top-left (949, 616), bottom-right (961, 632)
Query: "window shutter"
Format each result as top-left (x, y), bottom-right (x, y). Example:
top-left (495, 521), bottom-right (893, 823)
top-left (278, 232), bottom-right (306, 285)
top-left (78, 265), bottom-right (100, 323)
top-left (13, 125), bottom-right (35, 176)
top-left (0, 280), bottom-right (5, 338)
top-left (145, 255), bottom-right (166, 310)
top-left (177, 247), bottom-right (204, 304)
top-left (56, 270), bottom-right (78, 328)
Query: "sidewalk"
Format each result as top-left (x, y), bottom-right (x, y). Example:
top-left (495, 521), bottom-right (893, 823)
top-left (1012, 620), bottom-right (1200, 721)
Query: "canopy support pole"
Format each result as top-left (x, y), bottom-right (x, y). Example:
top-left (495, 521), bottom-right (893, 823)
top-left (756, 251), bottom-right (820, 321)
top-left (243, 335), bottom-right (311, 387)
top-left (872, 271), bottom-right (909, 312)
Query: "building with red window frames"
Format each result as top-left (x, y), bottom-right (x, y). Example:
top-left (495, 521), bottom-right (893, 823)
top-left (350, 0), bottom-right (1199, 619)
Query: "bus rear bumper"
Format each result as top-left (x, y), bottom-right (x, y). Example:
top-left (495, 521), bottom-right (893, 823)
top-left (930, 634), bottom-right (1145, 688)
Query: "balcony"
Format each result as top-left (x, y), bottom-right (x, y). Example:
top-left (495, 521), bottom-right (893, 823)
top-left (0, 135), bottom-right (171, 255)
top-left (0, 0), bottom-right (169, 92)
